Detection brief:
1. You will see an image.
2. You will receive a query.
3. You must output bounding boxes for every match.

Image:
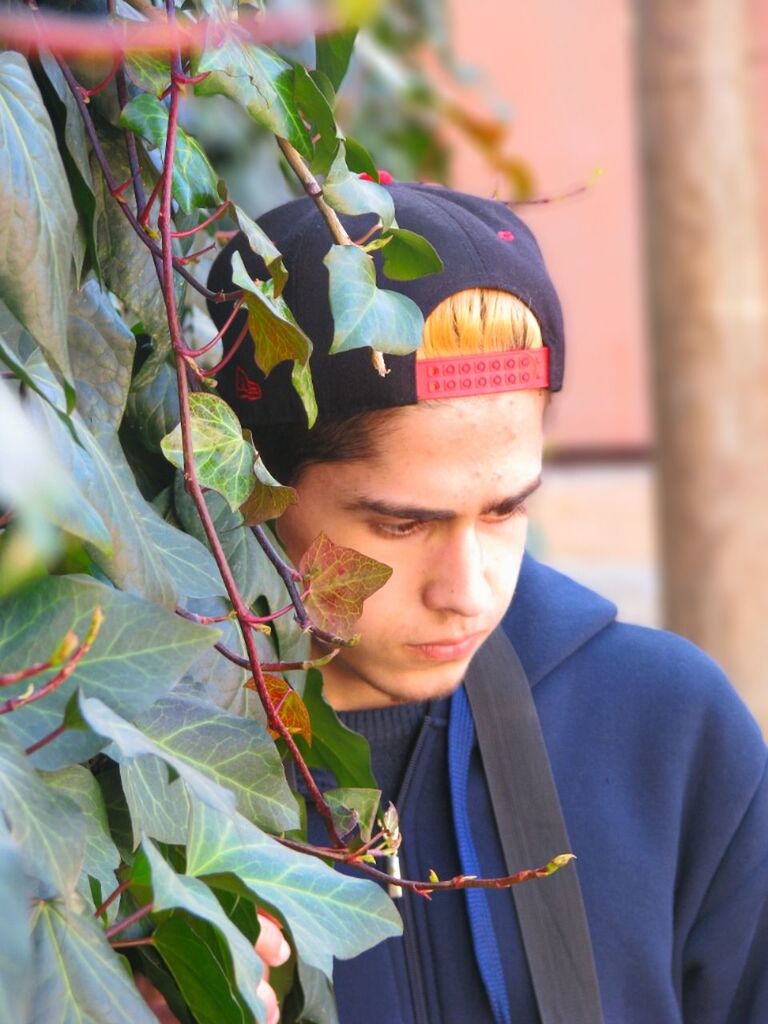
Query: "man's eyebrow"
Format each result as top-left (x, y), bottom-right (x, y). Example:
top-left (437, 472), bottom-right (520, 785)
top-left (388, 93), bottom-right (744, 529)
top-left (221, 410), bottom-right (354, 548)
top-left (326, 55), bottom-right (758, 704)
top-left (342, 476), bottom-right (543, 522)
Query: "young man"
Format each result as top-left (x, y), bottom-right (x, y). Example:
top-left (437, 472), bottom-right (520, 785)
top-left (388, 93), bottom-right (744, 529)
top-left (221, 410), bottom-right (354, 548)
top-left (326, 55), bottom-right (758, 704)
top-left (208, 184), bottom-right (768, 1023)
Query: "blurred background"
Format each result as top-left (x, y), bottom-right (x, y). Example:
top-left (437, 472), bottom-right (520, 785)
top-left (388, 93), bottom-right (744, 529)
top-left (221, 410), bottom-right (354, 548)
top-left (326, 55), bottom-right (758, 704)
top-left (188, 0), bottom-right (768, 732)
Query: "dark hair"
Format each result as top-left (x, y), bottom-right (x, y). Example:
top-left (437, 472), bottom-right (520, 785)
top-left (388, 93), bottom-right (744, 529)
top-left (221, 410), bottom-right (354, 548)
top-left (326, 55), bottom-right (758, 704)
top-left (252, 409), bottom-right (389, 485)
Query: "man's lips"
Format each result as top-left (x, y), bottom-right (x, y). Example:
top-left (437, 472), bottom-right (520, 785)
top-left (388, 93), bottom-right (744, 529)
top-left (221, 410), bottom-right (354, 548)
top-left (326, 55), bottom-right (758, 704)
top-left (406, 632), bottom-right (486, 662)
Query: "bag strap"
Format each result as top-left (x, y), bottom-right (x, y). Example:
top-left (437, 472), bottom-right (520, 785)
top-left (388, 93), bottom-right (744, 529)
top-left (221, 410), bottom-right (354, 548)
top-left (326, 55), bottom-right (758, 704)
top-left (463, 628), bottom-right (604, 1024)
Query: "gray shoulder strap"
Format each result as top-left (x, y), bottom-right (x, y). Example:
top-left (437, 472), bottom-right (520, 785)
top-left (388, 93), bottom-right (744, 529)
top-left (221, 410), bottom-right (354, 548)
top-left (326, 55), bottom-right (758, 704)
top-left (464, 628), bottom-right (604, 1024)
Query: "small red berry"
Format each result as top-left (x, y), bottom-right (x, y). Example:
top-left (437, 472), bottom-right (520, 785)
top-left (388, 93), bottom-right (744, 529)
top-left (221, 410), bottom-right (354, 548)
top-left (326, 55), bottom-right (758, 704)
top-left (358, 169), bottom-right (394, 185)
top-left (497, 229), bottom-right (515, 241)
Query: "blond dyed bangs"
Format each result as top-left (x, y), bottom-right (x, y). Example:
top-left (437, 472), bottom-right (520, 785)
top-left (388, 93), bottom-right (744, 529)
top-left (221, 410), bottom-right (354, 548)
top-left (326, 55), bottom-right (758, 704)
top-left (420, 288), bottom-right (543, 360)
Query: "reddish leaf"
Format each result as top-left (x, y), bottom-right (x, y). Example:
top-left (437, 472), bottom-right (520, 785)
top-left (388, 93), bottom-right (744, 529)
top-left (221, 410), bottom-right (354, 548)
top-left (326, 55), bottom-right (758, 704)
top-left (239, 450), bottom-right (297, 526)
top-left (299, 533), bottom-right (393, 640)
top-left (246, 673), bottom-right (311, 744)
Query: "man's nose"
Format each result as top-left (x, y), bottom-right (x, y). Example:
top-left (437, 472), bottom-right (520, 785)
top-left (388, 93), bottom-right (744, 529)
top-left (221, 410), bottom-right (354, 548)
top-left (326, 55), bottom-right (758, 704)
top-left (421, 529), bottom-right (492, 618)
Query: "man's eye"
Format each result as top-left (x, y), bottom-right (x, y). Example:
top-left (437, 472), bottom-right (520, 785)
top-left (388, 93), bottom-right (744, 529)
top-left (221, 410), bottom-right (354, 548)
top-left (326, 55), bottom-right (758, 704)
top-left (486, 503), bottom-right (528, 524)
top-left (373, 520), bottom-right (425, 538)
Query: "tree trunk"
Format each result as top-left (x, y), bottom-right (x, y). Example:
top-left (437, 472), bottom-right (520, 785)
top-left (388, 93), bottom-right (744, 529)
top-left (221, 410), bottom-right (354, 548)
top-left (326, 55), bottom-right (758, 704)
top-left (635, 0), bottom-right (768, 730)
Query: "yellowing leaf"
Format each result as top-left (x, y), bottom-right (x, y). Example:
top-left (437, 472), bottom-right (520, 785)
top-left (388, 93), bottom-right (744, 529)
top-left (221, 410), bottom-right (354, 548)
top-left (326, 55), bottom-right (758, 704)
top-left (300, 532), bottom-right (392, 639)
top-left (230, 251), bottom-right (311, 375)
top-left (246, 673), bottom-right (312, 743)
top-left (239, 453), bottom-right (297, 526)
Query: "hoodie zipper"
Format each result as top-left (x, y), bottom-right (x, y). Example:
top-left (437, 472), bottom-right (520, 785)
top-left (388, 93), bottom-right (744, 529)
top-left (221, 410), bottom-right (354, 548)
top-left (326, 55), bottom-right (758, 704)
top-left (393, 718), bottom-right (434, 1024)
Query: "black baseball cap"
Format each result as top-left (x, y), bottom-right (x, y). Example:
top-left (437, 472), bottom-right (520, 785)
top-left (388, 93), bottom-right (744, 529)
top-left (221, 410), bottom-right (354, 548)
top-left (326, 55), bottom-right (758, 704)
top-left (206, 182), bottom-right (564, 427)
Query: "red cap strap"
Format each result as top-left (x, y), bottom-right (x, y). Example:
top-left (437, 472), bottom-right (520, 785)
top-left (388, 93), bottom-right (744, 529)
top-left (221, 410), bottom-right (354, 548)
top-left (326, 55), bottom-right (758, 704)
top-left (415, 349), bottom-right (549, 400)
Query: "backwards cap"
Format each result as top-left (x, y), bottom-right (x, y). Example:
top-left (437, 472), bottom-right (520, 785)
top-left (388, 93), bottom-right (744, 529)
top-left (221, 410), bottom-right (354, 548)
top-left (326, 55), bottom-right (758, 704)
top-left (206, 182), bottom-right (564, 427)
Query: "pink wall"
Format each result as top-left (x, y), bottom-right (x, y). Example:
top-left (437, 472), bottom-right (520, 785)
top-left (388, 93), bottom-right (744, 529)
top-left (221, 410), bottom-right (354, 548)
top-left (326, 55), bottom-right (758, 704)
top-left (442, 0), bottom-right (651, 451)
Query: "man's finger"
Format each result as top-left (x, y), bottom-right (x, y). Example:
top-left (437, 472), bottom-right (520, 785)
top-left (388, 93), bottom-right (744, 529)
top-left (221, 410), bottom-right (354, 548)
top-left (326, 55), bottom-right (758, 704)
top-left (255, 912), bottom-right (291, 968)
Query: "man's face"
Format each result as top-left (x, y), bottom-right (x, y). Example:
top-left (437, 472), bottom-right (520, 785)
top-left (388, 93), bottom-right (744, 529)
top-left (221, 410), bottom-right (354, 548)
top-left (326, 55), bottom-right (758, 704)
top-left (277, 390), bottom-right (545, 710)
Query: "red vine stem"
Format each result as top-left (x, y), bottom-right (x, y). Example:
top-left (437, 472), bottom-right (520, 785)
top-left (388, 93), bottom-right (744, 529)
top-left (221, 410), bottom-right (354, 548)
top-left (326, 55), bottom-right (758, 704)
top-left (156, 7), bottom-right (342, 849)
top-left (200, 318), bottom-right (250, 377)
top-left (171, 200), bottom-right (232, 239)
top-left (105, 902), bottom-right (154, 940)
top-left (177, 298), bottom-right (244, 359)
top-left (94, 878), bottom-right (130, 920)
top-left (25, 722), bottom-right (66, 757)
top-left (211, 641), bottom-right (337, 673)
top-left (0, 656), bottom-right (57, 687)
top-left (0, 608), bottom-right (103, 715)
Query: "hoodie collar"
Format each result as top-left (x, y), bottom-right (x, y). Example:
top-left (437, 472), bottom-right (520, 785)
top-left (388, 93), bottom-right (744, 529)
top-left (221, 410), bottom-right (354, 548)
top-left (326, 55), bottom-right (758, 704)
top-left (502, 554), bottom-right (617, 687)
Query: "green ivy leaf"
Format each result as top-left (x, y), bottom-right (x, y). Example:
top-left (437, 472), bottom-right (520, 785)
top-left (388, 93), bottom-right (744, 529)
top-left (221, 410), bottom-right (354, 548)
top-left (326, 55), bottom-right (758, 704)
top-left (186, 800), bottom-right (402, 977)
top-left (196, 42), bottom-right (313, 160)
top-left (68, 278), bottom-right (136, 432)
top-left (323, 143), bottom-right (395, 229)
top-left (161, 392), bottom-right (256, 512)
top-left (0, 306), bottom-right (78, 441)
top-left (26, 361), bottom-right (181, 605)
top-left (342, 135), bottom-right (379, 181)
top-left (124, 53), bottom-right (172, 98)
top-left (138, 840), bottom-right (268, 1024)
top-left (325, 787), bottom-right (381, 842)
top-left (91, 132), bottom-right (173, 389)
top-left (292, 672), bottom-right (374, 791)
top-left (119, 94), bottom-right (221, 213)
top-left (324, 244), bottom-right (424, 356)
top-left (37, 52), bottom-right (97, 283)
top-left (0, 724), bottom-right (85, 901)
top-left (290, 357), bottom-right (318, 429)
top-left (42, 765), bottom-right (122, 920)
top-left (0, 52), bottom-right (78, 384)
top-left (230, 251), bottom-right (312, 375)
top-left (122, 754), bottom-right (190, 846)
top-left (142, 510), bottom-right (227, 602)
top-left (315, 27), bottom-right (358, 92)
top-left (300, 532), bottom-right (393, 640)
top-left (239, 456), bottom-right (297, 526)
top-left (30, 901), bottom-right (158, 1024)
top-left (124, 360), bottom-right (180, 454)
top-left (78, 693), bottom-right (299, 832)
top-left (0, 576), bottom-right (217, 769)
top-left (153, 913), bottom-right (254, 1024)
top-left (0, 837), bottom-right (33, 1024)
top-left (233, 204), bottom-right (288, 298)
top-left (294, 64), bottom-right (339, 175)
top-left (0, 378), bottom-right (112, 558)
top-left (377, 227), bottom-right (444, 282)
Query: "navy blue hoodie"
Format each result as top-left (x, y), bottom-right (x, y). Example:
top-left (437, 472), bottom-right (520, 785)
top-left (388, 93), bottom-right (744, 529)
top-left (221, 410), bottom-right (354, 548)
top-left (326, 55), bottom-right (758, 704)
top-left (310, 556), bottom-right (768, 1023)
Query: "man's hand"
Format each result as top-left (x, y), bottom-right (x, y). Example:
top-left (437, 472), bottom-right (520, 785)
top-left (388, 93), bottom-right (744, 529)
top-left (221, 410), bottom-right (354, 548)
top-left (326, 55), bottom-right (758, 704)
top-left (135, 912), bottom-right (291, 1024)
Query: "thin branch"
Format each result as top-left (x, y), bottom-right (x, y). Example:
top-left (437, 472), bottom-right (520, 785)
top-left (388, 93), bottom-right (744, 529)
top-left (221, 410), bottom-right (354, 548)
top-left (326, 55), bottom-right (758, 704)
top-left (156, 9), bottom-right (342, 849)
top-left (94, 877), bottom-right (130, 920)
top-left (276, 138), bottom-right (353, 246)
top-left (0, 656), bottom-right (57, 687)
top-left (177, 298), bottom-right (243, 359)
top-left (200, 318), bottom-right (249, 377)
top-left (110, 936), bottom-right (155, 949)
top-left (277, 836), bottom-right (575, 898)
top-left (25, 722), bottom-right (66, 757)
top-left (104, 902), bottom-right (154, 940)
top-left (171, 200), bottom-right (232, 239)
